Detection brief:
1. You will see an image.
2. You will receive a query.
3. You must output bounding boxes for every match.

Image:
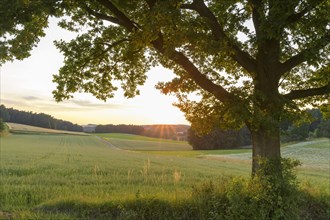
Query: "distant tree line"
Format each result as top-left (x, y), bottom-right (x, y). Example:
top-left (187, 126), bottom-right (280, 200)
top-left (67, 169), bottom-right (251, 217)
top-left (95, 124), bottom-right (145, 135)
top-left (188, 127), bottom-right (251, 150)
top-left (0, 105), bottom-right (83, 132)
top-left (280, 109), bottom-right (330, 142)
top-left (188, 108), bottom-right (330, 150)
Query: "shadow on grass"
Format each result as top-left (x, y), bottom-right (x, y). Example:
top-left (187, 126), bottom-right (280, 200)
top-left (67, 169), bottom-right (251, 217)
top-left (37, 198), bottom-right (202, 220)
top-left (35, 188), bottom-right (330, 220)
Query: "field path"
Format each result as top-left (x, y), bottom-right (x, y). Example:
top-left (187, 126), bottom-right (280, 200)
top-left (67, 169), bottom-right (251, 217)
top-left (95, 136), bottom-right (122, 150)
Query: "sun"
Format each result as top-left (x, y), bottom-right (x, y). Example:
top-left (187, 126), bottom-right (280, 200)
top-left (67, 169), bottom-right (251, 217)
top-left (133, 102), bottom-right (187, 125)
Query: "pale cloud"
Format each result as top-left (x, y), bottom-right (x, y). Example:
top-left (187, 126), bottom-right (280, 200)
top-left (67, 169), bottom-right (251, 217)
top-left (22, 96), bottom-right (41, 101)
top-left (0, 98), bottom-right (26, 107)
top-left (69, 99), bottom-right (124, 109)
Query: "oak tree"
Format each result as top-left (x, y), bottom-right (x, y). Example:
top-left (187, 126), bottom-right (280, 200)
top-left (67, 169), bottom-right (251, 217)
top-left (1, 0), bottom-right (329, 174)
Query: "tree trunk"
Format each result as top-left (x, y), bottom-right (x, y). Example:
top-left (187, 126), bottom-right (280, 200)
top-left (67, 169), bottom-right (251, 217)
top-left (251, 124), bottom-right (281, 175)
top-left (251, 66), bottom-right (283, 175)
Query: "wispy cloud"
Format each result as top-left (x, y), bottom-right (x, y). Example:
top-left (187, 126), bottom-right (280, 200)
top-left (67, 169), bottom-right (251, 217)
top-left (22, 96), bottom-right (41, 101)
top-left (70, 100), bottom-right (123, 109)
top-left (1, 93), bottom-right (127, 112)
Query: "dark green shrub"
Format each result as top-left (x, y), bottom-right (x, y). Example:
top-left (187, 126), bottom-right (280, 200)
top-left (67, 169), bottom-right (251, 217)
top-left (0, 118), bottom-right (5, 132)
top-left (192, 180), bottom-right (229, 219)
top-left (191, 158), bottom-right (302, 220)
top-left (226, 158), bottom-right (301, 220)
top-left (298, 187), bottom-right (330, 220)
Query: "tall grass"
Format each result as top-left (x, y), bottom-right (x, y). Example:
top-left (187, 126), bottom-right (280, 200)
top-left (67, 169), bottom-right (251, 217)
top-left (0, 134), bottom-right (247, 213)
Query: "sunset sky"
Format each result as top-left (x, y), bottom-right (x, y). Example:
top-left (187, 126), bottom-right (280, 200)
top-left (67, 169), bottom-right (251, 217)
top-left (0, 18), bottom-right (188, 125)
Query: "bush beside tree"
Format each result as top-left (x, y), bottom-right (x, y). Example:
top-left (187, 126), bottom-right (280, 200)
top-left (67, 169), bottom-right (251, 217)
top-left (0, 118), bottom-right (5, 132)
top-left (188, 126), bottom-right (251, 150)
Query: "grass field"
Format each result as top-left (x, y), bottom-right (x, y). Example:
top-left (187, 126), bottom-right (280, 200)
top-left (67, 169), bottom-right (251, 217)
top-left (96, 133), bottom-right (192, 151)
top-left (0, 125), bottom-right (329, 219)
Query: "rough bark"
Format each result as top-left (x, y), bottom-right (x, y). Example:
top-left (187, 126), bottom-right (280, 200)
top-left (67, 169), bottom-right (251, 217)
top-left (251, 49), bottom-right (282, 175)
top-left (251, 123), bottom-right (281, 175)
top-left (249, 93), bottom-right (283, 175)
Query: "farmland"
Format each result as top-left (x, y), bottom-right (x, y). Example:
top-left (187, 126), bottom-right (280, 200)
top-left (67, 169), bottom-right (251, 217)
top-left (96, 133), bottom-right (192, 151)
top-left (6, 122), bottom-right (88, 136)
top-left (0, 124), bottom-right (329, 219)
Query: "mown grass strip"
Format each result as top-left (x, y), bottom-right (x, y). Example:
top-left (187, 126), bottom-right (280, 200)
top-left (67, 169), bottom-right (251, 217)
top-left (6, 122), bottom-right (89, 136)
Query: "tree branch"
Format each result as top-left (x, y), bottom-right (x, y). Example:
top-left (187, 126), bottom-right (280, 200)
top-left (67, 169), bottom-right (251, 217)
top-left (180, 3), bottom-right (195, 10)
top-left (152, 34), bottom-right (234, 103)
top-left (283, 84), bottom-right (330, 100)
top-left (248, 0), bottom-right (263, 43)
top-left (96, 0), bottom-right (138, 31)
top-left (286, 0), bottom-right (326, 25)
top-left (279, 33), bottom-right (330, 75)
top-left (83, 5), bottom-right (123, 26)
top-left (181, 0), bottom-right (257, 75)
top-left (145, 0), bottom-right (156, 8)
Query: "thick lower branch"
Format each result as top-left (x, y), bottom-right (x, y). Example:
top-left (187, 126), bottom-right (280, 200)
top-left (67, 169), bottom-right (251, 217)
top-left (83, 5), bottom-right (122, 25)
top-left (151, 36), bottom-right (233, 103)
top-left (96, 0), bottom-right (138, 31)
top-left (248, 0), bottom-right (263, 48)
top-left (283, 84), bottom-right (330, 100)
top-left (279, 33), bottom-right (330, 76)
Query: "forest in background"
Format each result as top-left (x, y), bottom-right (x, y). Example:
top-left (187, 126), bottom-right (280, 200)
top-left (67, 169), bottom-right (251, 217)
top-left (0, 105), bottom-right (83, 132)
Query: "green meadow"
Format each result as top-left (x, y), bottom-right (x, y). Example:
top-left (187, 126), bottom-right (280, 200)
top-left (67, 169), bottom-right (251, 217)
top-left (0, 125), bottom-right (329, 219)
top-left (96, 133), bottom-right (192, 151)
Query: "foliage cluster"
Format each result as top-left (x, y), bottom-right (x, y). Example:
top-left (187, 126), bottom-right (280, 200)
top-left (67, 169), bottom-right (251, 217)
top-left (0, 105), bottom-right (83, 132)
top-left (188, 126), bottom-right (251, 150)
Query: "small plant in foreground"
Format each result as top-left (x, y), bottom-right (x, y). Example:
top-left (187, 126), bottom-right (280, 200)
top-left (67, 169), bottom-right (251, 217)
top-left (173, 169), bottom-right (182, 184)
